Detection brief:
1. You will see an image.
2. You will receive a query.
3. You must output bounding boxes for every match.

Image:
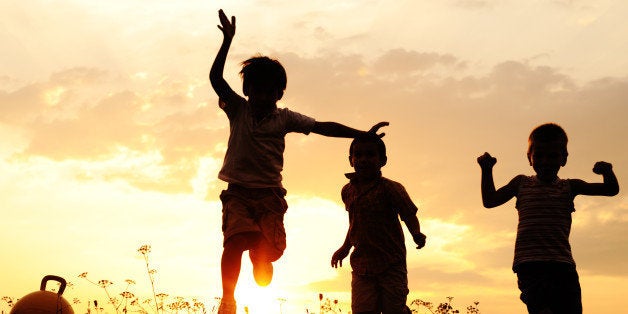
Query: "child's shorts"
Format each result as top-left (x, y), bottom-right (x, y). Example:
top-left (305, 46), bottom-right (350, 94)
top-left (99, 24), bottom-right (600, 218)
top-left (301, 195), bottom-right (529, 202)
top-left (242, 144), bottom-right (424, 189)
top-left (220, 184), bottom-right (288, 262)
top-left (351, 262), bottom-right (411, 313)
top-left (515, 261), bottom-right (582, 314)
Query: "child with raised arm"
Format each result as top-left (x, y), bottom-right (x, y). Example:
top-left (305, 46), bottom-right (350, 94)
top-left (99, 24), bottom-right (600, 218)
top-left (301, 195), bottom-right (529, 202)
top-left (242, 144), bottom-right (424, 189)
top-left (209, 9), bottom-right (388, 314)
top-left (331, 133), bottom-right (426, 314)
top-left (477, 123), bottom-right (619, 314)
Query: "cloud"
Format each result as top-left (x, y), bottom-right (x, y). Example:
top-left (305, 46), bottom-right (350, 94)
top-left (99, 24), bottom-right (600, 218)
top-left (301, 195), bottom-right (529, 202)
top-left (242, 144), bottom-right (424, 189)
top-left (2, 45), bottom-right (627, 293)
top-left (454, 0), bottom-right (496, 10)
top-left (272, 49), bottom-right (628, 281)
top-left (0, 67), bottom-right (226, 194)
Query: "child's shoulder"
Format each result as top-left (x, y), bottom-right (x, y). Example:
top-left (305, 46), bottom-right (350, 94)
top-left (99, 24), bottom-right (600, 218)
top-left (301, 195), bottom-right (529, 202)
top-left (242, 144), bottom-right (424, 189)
top-left (381, 177), bottom-right (405, 188)
top-left (380, 177), bottom-right (411, 197)
top-left (510, 174), bottom-right (529, 186)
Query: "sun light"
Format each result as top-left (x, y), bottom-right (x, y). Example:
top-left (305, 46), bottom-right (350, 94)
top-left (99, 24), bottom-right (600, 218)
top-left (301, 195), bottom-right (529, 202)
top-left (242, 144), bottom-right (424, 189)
top-left (234, 279), bottom-right (286, 313)
top-left (233, 262), bottom-right (288, 314)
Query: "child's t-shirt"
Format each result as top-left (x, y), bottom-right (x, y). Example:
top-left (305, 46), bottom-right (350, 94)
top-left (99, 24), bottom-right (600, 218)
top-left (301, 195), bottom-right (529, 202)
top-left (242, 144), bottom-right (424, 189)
top-left (514, 175), bottom-right (576, 271)
top-left (218, 95), bottom-right (316, 188)
top-left (342, 175), bottom-right (419, 275)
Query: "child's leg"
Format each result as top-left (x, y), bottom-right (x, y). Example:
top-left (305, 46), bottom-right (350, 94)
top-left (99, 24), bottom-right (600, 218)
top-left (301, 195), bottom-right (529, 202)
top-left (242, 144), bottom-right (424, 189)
top-left (516, 262), bottom-right (582, 314)
top-left (351, 273), bottom-right (380, 313)
top-left (221, 232), bottom-right (260, 301)
top-left (516, 266), bottom-right (550, 313)
top-left (548, 267), bottom-right (582, 314)
top-left (379, 262), bottom-right (410, 313)
top-left (219, 189), bottom-right (263, 301)
top-left (249, 190), bottom-right (288, 286)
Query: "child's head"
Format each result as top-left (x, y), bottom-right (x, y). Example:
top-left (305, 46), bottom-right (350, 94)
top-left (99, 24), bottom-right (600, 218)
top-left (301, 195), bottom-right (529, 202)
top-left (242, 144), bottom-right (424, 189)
top-left (240, 56), bottom-right (287, 107)
top-left (527, 123), bottom-right (569, 182)
top-left (349, 133), bottom-right (387, 178)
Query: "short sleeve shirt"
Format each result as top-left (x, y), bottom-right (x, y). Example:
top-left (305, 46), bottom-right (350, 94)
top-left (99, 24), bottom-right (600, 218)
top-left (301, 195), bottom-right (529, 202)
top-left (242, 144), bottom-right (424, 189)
top-left (342, 175), bottom-right (419, 275)
top-left (218, 95), bottom-right (316, 188)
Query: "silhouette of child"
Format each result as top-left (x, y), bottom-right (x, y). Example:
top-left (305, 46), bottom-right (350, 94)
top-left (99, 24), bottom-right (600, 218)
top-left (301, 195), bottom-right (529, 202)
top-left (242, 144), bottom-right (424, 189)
top-left (209, 9), bottom-right (388, 314)
top-left (477, 123), bottom-right (619, 314)
top-left (331, 133), bottom-right (426, 314)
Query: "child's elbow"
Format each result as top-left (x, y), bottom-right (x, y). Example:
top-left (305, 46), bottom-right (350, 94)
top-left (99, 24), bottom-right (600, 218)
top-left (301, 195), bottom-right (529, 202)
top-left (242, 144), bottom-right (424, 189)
top-left (607, 185), bottom-right (620, 196)
top-left (482, 199), bottom-right (499, 208)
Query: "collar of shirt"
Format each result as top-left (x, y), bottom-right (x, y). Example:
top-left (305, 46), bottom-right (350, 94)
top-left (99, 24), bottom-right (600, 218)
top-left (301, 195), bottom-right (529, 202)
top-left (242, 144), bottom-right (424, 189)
top-left (344, 171), bottom-right (383, 181)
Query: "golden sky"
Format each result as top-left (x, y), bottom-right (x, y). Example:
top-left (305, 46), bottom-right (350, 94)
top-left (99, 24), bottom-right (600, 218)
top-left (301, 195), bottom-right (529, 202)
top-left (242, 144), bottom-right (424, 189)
top-left (1, 1), bottom-right (627, 313)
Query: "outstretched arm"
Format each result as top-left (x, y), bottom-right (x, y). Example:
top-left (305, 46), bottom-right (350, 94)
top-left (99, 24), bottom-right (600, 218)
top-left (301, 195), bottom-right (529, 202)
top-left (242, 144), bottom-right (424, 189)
top-left (312, 121), bottom-right (389, 138)
top-left (477, 152), bottom-right (519, 208)
top-left (209, 9), bottom-right (238, 103)
top-left (570, 161), bottom-right (619, 196)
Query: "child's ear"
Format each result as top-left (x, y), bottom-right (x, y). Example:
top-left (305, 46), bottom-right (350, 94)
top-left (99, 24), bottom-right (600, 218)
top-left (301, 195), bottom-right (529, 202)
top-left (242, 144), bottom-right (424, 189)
top-left (380, 156), bottom-right (388, 167)
top-left (277, 90), bottom-right (284, 100)
top-left (348, 155), bottom-right (354, 167)
top-left (561, 153), bottom-right (568, 167)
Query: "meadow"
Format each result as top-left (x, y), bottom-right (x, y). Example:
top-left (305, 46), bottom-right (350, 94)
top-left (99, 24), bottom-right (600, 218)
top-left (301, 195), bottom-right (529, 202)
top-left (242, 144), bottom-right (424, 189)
top-left (2, 245), bottom-right (480, 314)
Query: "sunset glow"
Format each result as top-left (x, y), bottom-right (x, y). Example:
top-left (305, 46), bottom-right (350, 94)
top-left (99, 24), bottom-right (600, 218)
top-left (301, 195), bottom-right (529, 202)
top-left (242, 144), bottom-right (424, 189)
top-left (2, 1), bottom-right (628, 313)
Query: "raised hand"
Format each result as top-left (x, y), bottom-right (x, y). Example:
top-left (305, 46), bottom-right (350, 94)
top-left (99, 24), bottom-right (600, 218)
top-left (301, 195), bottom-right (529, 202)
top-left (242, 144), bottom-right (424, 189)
top-left (593, 161), bottom-right (613, 175)
top-left (368, 121), bottom-right (389, 138)
top-left (217, 9), bottom-right (236, 40)
top-left (477, 152), bottom-right (497, 169)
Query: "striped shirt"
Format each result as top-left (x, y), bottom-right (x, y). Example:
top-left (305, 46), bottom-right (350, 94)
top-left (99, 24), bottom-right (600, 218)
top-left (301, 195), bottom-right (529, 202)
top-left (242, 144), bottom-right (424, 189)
top-left (513, 175), bottom-right (576, 271)
top-left (343, 174), bottom-right (419, 275)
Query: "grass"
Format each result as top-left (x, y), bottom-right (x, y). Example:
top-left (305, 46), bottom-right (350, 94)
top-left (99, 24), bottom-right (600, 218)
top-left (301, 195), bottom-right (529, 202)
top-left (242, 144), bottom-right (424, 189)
top-left (1, 245), bottom-right (481, 314)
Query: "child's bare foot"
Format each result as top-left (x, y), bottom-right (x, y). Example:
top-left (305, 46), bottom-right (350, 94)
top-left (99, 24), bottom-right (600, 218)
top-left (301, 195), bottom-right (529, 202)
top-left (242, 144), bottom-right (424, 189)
top-left (218, 299), bottom-right (237, 314)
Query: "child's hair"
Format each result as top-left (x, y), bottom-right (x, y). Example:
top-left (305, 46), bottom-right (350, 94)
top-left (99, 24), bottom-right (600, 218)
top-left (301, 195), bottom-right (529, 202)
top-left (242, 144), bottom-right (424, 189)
top-left (240, 56), bottom-right (287, 93)
top-left (527, 123), bottom-right (569, 156)
top-left (350, 133), bottom-right (387, 158)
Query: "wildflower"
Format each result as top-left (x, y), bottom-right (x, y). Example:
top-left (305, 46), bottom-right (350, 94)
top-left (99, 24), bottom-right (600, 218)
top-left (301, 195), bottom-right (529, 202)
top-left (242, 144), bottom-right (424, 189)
top-left (98, 280), bottom-right (113, 288)
top-left (138, 245), bottom-right (151, 255)
top-left (120, 292), bottom-right (135, 299)
top-left (2, 296), bottom-right (14, 307)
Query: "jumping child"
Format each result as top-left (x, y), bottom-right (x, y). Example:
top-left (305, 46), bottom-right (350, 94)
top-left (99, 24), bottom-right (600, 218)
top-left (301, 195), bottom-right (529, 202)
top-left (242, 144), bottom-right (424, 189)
top-left (209, 9), bottom-right (388, 313)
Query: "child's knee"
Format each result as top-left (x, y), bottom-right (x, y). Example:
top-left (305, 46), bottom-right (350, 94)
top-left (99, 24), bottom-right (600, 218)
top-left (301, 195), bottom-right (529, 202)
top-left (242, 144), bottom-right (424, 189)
top-left (224, 232), bottom-right (260, 252)
top-left (252, 239), bottom-right (284, 262)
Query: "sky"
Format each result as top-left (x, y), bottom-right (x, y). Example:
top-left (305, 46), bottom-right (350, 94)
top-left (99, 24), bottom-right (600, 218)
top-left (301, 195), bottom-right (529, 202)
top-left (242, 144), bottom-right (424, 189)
top-left (1, 0), bottom-right (627, 313)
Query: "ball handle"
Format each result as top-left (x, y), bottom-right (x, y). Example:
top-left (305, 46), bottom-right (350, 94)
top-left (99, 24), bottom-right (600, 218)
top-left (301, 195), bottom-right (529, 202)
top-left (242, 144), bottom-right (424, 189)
top-left (40, 275), bottom-right (67, 295)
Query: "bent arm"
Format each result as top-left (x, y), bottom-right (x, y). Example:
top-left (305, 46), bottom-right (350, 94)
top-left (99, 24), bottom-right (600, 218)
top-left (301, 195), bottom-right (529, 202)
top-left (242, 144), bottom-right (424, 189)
top-left (331, 228), bottom-right (352, 268)
top-left (480, 170), bottom-right (520, 208)
top-left (390, 182), bottom-right (425, 249)
top-left (570, 162), bottom-right (619, 196)
top-left (477, 152), bottom-right (519, 208)
top-left (403, 215), bottom-right (421, 236)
